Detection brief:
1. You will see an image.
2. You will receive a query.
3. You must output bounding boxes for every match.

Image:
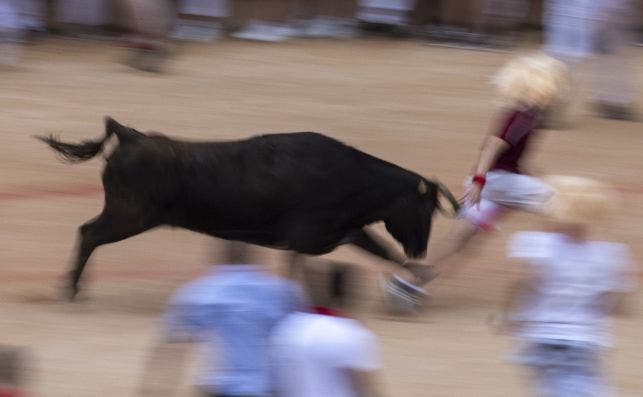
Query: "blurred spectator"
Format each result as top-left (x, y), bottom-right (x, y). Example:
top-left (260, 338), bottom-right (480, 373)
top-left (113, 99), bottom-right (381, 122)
top-left (0, 0), bottom-right (23, 66)
top-left (357, 0), bottom-right (416, 36)
top-left (19, 0), bottom-right (46, 33)
top-left (0, 346), bottom-right (29, 397)
top-left (426, 0), bottom-right (486, 45)
top-left (297, 0), bottom-right (357, 39)
top-left (543, 0), bottom-right (639, 121)
top-left (137, 242), bottom-right (305, 397)
top-left (171, 0), bottom-right (230, 42)
top-left (117, 0), bottom-right (173, 72)
top-left (483, 0), bottom-right (530, 48)
top-left (231, 0), bottom-right (300, 42)
top-left (426, 0), bottom-right (529, 48)
top-left (56, 0), bottom-right (110, 28)
top-left (497, 176), bottom-right (637, 397)
top-left (270, 261), bottom-right (384, 397)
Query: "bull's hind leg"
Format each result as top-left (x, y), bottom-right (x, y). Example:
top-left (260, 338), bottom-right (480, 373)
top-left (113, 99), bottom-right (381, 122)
top-left (67, 209), bottom-right (158, 300)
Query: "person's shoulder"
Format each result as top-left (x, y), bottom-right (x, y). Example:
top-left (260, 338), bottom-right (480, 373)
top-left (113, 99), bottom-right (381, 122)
top-left (330, 317), bottom-right (378, 342)
top-left (168, 273), bottom-right (224, 305)
top-left (508, 231), bottom-right (563, 260)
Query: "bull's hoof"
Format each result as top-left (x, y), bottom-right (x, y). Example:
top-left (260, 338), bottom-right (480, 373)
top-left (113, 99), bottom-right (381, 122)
top-left (60, 279), bottom-right (81, 302)
top-left (67, 287), bottom-right (80, 301)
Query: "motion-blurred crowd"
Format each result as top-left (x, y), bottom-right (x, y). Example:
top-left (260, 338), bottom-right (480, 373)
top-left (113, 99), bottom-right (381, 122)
top-left (1, 0), bottom-right (642, 118)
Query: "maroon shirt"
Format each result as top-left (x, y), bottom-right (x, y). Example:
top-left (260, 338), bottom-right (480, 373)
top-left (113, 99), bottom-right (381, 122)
top-left (491, 107), bottom-right (540, 174)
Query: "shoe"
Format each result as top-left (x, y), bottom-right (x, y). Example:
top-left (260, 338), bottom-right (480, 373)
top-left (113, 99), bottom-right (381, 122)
top-left (232, 21), bottom-right (295, 42)
top-left (303, 17), bottom-right (357, 39)
top-left (380, 274), bottom-right (428, 314)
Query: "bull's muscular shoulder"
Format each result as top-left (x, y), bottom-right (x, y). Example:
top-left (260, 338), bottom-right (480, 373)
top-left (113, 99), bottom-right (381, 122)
top-left (250, 131), bottom-right (344, 147)
top-left (244, 131), bottom-right (421, 191)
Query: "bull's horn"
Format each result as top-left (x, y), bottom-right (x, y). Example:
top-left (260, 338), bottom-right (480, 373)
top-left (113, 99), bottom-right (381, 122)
top-left (418, 180), bottom-right (428, 195)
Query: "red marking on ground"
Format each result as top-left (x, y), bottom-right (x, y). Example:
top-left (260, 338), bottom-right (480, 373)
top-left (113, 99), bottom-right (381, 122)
top-left (614, 185), bottom-right (643, 196)
top-left (1, 181), bottom-right (642, 284)
top-left (1, 182), bottom-right (642, 203)
top-left (1, 269), bottom-right (203, 284)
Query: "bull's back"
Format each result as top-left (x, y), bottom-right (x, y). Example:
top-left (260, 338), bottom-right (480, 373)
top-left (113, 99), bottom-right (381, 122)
top-left (237, 132), bottom-right (421, 211)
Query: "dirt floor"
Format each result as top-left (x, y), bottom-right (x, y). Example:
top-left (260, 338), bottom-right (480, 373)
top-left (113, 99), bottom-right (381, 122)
top-left (1, 37), bottom-right (642, 397)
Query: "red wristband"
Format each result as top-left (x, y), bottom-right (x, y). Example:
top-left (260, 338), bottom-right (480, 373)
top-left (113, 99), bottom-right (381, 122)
top-left (472, 174), bottom-right (486, 187)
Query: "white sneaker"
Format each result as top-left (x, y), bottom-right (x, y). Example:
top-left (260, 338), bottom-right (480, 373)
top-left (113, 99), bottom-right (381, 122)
top-left (303, 17), bottom-right (356, 39)
top-left (379, 274), bottom-right (428, 314)
top-left (232, 21), bottom-right (294, 42)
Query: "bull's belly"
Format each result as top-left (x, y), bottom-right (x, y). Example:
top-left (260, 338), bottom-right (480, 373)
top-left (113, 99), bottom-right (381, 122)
top-left (165, 205), bottom-right (358, 255)
top-left (172, 221), bottom-right (348, 256)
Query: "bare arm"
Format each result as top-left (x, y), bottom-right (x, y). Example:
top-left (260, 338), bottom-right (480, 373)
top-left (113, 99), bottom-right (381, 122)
top-left (474, 136), bottom-right (510, 176)
top-left (464, 136), bottom-right (510, 206)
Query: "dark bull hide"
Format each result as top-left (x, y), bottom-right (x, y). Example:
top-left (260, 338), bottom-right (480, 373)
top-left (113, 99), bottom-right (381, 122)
top-left (37, 118), bottom-right (459, 298)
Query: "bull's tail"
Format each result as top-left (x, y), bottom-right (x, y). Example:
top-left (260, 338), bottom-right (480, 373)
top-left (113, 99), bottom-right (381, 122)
top-left (36, 117), bottom-right (143, 163)
top-left (434, 179), bottom-right (461, 218)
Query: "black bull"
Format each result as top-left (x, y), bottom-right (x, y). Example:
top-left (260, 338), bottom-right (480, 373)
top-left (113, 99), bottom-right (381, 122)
top-left (37, 118), bottom-right (459, 298)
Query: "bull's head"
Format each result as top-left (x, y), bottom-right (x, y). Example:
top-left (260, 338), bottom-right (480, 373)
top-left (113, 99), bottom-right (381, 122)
top-left (384, 179), bottom-right (439, 259)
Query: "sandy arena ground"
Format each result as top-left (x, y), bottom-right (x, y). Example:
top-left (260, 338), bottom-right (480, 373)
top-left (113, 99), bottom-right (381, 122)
top-left (1, 37), bottom-right (642, 397)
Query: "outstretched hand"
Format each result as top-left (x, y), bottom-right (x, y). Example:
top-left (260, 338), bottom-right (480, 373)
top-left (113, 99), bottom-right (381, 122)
top-left (462, 183), bottom-right (483, 208)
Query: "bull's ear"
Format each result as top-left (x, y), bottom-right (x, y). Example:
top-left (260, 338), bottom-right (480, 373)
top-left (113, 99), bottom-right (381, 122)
top-left (105, 116), bottom-right (124, 134)
top-left (418, 180), bottom-right (428, 195)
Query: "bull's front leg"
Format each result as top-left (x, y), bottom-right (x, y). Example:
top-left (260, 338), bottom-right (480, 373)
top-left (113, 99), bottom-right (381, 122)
top-left (347, 229), bottom-right (436, 282)
top-left (346, 229), bottom-right (406, 265)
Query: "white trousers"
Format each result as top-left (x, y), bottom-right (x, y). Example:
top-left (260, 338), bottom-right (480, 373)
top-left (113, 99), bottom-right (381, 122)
top-left (461, 171), bottom-right (552, 229)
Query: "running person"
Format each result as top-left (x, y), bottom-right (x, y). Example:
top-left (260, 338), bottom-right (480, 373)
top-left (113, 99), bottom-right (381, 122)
top-left (498, 176), bottom-right (637, 397)
top-left (385, 53), bottom-right (569, 310)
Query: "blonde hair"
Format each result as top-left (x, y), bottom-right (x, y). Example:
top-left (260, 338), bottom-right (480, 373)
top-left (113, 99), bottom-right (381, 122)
top-left (542, 175), bottom-right (619, 225)
top-left (493, 52), bottom-right (569, 109)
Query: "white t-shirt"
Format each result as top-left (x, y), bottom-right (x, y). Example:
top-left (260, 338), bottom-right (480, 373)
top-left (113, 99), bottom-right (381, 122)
top-left (508, 231), bottom-right (635, 346)
top-left (270, 312), bottom-right (381, 397)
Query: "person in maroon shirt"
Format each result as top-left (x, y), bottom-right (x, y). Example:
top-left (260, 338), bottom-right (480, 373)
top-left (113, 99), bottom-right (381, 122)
top-left (383, 53), bottom-right (570, 312)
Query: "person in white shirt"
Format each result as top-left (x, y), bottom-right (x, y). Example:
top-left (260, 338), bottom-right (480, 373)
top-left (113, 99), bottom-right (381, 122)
top-left (116, 0), bottom-right (173, 72)
top-left (137, 243), bottom-right (305, 397)
top-left (270, 261), bottom-right (384, 397)
top-left (543, 0), bottom-right (638, 121)
top-left (496, 175), bottom-right (637, 397)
